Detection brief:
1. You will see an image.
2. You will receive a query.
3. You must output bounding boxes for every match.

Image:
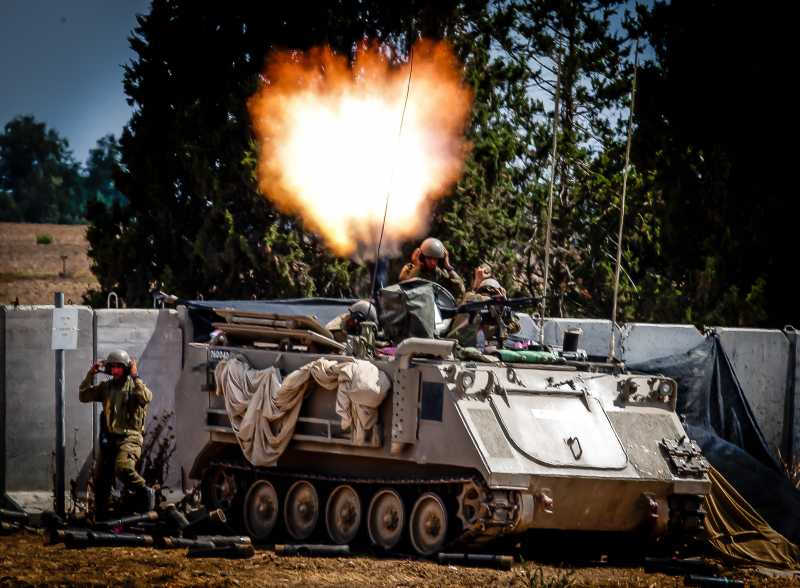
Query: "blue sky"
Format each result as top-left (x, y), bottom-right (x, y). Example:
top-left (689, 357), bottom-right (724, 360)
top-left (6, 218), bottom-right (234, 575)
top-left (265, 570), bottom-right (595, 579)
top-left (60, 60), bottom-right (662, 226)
top-left (0, 0), bottom-right (150, 164)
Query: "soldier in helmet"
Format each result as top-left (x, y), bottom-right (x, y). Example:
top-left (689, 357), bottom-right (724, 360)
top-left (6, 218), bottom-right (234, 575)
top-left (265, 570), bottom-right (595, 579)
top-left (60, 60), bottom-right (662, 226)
top-left (399, 237), bottom-right (465, 300)
top-left (326, 300), bottom-right (378, 343)
top-left (447, 270), bottom-right (520, 349)
top-left (79, 349), bottom-right (155, 516)
top-left (326, 300), bottom-right (381, 358)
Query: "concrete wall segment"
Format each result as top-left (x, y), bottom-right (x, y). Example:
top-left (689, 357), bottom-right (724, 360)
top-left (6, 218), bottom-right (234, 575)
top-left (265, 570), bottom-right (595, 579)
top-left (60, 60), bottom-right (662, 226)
top-left (718, 328), bottom-right (790, 458)
top-left (1, 305), bottom-right (94, 494)
top-left (620, 323), bottom-right (705, 365)
top-left (544, 318), bottom-right (619, 358)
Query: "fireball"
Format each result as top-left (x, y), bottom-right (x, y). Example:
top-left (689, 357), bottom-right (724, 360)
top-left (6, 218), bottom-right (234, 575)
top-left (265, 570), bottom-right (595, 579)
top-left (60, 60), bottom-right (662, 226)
top-left (248, 39), bottom-right (472, 258)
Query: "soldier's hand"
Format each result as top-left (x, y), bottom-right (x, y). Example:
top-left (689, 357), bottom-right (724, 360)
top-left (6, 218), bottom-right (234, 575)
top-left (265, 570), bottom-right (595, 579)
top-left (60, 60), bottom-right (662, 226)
top-left (91, 361), bottom-right (102, 375)
top-left (129, 359), bottom-right (138, 378)
top-left (411, 247), bottom-right (422, 266)
top-left (473, 265), bottom-right (490, 289)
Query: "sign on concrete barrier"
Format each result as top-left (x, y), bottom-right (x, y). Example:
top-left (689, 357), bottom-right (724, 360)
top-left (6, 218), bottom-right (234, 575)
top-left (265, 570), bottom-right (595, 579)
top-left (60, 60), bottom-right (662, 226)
top-left (51, 308), bottom-right (79, 351)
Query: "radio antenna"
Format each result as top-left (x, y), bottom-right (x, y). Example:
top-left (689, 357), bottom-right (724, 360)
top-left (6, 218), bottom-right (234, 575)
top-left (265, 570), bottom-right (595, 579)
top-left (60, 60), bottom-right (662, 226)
top-left (369, 44), bottom-right (414, 300)
top-left (539, 40), bottom-right (562, 344)
top-left (609, 40), bottom-right (639, 361)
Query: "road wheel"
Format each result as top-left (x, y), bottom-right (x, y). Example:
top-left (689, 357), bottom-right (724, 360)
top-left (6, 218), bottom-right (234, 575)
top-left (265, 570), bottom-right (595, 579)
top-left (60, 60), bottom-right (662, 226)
top-left (325, 484), bottom-right (361, 544)
top-left (242, 479), bottom-right (279, 541)
top-left (203, 466), bottom-right (237, 512)
top-left (367, 488), bottom-right (405, 550)
top-left (284, 480), bottom-right (319, 540)
top-left (409, 492), bottom-right (448, 556)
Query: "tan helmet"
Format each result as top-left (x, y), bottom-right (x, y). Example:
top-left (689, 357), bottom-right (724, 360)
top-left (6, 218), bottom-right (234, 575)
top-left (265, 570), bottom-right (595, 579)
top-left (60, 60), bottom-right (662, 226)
top-left (420, 237), bottom-right (446, 259)
top-left (105, 349), bottom-right (131, 367)
top-left (477, 278), bottom-right (505, 297)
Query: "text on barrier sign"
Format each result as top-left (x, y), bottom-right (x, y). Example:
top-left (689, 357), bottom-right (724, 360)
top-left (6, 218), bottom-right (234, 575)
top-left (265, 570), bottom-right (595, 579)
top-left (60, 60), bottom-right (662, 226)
top-left (52, 307), bottom-right (79, 350)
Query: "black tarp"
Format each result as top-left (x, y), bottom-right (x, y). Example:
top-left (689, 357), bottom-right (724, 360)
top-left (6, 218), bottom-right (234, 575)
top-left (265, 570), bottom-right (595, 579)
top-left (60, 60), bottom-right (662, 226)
top-left (629, 333), bottom-right (800, 544)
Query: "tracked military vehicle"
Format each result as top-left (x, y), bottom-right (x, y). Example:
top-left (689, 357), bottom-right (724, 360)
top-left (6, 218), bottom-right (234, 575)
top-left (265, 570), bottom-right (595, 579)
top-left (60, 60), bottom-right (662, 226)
top-left (179, 280), bottom-right (709, 556)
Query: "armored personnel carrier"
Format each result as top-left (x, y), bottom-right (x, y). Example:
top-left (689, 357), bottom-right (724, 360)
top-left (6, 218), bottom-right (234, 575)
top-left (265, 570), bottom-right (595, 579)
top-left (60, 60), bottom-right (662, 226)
top-left (177, 280), bottom-right (709, 555)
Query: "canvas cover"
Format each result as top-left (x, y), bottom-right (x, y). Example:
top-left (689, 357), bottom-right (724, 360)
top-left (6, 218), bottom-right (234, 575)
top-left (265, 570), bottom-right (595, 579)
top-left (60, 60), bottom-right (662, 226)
top-left (378, 279), bottom-right (444, 342)
top-left (215, 356), bottom-right (389, 466)
top-left (704, 466), bottom-right (800, 568)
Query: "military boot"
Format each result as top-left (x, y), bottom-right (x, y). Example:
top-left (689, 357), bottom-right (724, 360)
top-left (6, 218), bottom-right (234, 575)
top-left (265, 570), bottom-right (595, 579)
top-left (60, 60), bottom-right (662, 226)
top-left (139, 486), bottom-right (156, 512)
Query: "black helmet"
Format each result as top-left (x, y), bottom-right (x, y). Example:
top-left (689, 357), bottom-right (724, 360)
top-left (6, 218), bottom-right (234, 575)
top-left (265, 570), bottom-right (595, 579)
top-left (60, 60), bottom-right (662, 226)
top-left (419, 237), bottom-right (446, 259)
top-left (105, 349), bottom-right (131, 367)
top-left (348, 300), bottom-right (378, 324)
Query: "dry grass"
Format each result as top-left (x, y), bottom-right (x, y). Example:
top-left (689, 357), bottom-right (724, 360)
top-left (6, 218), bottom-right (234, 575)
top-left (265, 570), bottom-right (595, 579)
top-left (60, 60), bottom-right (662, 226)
top-left (0, 222), bottom-right (100, 305)
top-left (0, 531), bottom-right (769, 588)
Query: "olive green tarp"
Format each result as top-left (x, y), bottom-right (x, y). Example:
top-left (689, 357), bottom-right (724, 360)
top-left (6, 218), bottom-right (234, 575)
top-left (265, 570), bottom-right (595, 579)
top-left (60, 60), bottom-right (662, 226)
top-left (705, 466), bottom-right (800, 569)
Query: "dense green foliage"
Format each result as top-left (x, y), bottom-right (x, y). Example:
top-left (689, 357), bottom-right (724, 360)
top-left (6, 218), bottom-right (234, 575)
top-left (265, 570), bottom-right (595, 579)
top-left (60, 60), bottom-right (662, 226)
top-left (79, 0), bottom-right (790, 327)
top-left (0, 115), bottom-right (125, 224)
top-left (633, 1), bottom-right (792, 327)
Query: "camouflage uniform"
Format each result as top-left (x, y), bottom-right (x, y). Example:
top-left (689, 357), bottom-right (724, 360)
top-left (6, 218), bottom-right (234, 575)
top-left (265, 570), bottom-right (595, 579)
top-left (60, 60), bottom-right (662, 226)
top-left (398, 263), bottom-right (466, 301)
top-left (79, 370), bottom-right (153, 514)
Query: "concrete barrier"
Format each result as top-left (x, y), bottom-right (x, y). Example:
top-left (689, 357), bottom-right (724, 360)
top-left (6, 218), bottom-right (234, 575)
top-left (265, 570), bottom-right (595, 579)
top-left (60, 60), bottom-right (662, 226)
top-left (619, 323), bottom-right (705, 365)
top-left (544, 318), bottom-right (619, 358)
top-left (718, 328), bottom-right (791, 459)
top-left (1, 305), bottom-right (94, 496)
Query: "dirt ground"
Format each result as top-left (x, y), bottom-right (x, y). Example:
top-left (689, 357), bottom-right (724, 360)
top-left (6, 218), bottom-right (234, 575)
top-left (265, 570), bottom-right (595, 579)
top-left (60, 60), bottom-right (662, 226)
top-left (0, 222), bottom-right (100, 306)
top-left (0, 530), bottom-right (794, 587)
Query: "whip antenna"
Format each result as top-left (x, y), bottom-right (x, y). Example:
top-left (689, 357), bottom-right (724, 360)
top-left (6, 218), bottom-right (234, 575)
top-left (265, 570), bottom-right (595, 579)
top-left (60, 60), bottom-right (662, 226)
top-left (609, 40), bottom-right (639, 361)
top-left (539, 40), bottom-right (562, 344)
top-left (369, 45), bottom-right (414, 299)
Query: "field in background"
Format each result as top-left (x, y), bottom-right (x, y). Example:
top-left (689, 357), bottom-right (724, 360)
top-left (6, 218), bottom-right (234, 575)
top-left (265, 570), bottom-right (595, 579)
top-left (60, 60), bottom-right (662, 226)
top-left (0, 222), bottom-right (100, 306)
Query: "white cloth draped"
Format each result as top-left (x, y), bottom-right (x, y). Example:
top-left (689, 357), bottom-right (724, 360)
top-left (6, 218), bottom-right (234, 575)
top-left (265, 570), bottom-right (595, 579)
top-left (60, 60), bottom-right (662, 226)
top-left (214, 356), bottom-right (389, 466)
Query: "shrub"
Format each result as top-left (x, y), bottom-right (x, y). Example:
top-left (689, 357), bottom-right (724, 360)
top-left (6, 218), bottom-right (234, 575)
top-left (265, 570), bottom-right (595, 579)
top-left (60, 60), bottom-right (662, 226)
top-left (36, 233), bottom-right (53, 245)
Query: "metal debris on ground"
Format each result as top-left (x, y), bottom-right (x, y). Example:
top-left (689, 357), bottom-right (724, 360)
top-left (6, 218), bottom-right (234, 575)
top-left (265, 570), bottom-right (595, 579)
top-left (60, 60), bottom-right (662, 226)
top-left (186, 543), bottom-right (255, 559)
top-left (437, 553), bottom-right (514, 571)
top-left (38, 488), bottom-right (253, 559)
top-left (93, 510), bottom-right (159, 530)
top-left (274, 544), bottom-right (350, 557)
top-left (63, 530), bottom-right (155, 549)
top-left (684, 574), bottom-right (744, 587)
top-left (0, 508), bottom-right (30, 525)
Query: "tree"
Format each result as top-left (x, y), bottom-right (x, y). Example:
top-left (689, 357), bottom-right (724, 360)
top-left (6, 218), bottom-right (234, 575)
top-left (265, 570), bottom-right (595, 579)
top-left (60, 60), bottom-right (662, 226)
top-left (633, 0), bottom-right (794, 327)
top-left (84, 134), bottom-right (126, 208)
top-left (0, 115), bottom-right (84, 223)
top-left (431, 0), bottom-right (662, 325)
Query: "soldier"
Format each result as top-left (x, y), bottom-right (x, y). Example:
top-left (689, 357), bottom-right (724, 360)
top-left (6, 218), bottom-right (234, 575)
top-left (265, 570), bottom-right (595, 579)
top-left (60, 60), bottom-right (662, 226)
top-left (325, 300), bottom-right (379, 343)
top-left (79, 349), bottom-right (155, 516)
top-left (399, 237), bottom-right (465, 300)
top-left (446, 273), bottom-right (520, 349)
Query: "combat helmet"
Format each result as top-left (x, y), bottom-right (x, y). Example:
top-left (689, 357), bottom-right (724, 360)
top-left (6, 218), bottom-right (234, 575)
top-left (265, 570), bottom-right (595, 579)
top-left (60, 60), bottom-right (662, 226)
top-left (477, 278), bottom-right (506, 297)
top-left (105, 349), bottom-right (131, 367)
top-left (348, 300), bottom-right (378, 324)
top-left (419, 237), bottom-right (446, 259)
